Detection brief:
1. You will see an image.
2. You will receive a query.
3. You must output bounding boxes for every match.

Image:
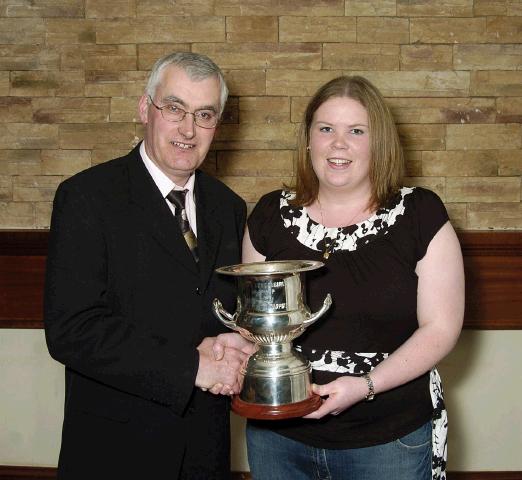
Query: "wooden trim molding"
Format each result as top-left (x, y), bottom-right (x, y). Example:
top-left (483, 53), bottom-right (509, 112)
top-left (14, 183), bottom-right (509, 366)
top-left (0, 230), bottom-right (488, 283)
top-left (0, 466), bottom-right (56, 479)
top-left (1, 230), bottom-right (521, 329)
top-left (0, 230), bottom-right (47, 329)
top-left (0, 467), bottom-right (520, 479)
top-left (0, 230), bottom-right (48, 256)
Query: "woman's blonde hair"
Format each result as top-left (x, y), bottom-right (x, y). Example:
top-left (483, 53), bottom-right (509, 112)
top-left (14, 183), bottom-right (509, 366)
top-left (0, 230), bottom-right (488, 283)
top-left (291, 76), bottom-right (404, 209)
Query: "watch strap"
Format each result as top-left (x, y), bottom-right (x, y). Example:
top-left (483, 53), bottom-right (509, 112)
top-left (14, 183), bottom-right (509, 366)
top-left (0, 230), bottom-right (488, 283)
top-left (362, 373), bottom-right (375, 401)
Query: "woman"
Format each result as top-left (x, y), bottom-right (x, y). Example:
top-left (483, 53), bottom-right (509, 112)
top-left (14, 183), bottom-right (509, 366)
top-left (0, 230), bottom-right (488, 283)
top-left (242, 76), bottom-right (464, 480)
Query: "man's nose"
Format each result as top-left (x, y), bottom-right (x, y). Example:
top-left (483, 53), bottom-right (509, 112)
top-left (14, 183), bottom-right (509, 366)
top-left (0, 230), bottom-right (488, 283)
top-left (178, 112), bottom-right (196, 138)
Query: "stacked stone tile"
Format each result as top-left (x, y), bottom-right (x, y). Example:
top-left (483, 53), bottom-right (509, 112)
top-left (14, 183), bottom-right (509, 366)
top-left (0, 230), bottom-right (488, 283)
top-left (0, 0), bottom-right (521, 229)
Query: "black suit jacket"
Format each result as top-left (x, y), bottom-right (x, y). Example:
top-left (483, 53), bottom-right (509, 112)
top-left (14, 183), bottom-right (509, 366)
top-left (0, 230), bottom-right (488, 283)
top-left (44, 144), bottom-right (246, 479)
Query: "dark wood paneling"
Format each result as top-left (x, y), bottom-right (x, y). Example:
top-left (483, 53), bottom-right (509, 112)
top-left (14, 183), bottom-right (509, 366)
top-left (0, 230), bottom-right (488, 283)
top-left (0, 230), bottom-right (48, 256)
top-left (459, 232), bottom-right (522, 329)
top-left (1, 230), bottom-right (521, 329)
top-left (0, 467), bottom-right (520, 479)
top-left (0, 466), bottom-right (55, 479)
top-left (0, 256), bottom-right (46, 329)
top-left (0, 231), bottom-right (47, 329)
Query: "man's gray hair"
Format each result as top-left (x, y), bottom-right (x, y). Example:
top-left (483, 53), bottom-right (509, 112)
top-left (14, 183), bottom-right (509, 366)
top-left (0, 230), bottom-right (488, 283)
top-left (145, 52), bottom-right (228, 117)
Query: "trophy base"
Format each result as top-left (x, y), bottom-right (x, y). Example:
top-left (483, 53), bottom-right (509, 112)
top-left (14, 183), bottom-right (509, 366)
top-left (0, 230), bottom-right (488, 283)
top-left (231, 394), bottom-right (322, 420)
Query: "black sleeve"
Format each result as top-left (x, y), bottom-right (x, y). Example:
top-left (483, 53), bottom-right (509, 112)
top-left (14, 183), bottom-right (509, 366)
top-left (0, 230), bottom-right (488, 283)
top-left (411, 187), bottom-right (450, 261)
top-left (247, 190), bottom-right (283, 256)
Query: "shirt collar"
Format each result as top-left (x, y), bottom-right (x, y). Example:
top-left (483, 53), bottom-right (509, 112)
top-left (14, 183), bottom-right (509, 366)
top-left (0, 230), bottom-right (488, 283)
top-left (140, 142), bottom-right (195, 198)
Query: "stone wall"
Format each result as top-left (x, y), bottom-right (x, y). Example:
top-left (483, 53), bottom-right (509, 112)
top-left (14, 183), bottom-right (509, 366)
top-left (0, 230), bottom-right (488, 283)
top-left (1, 0), bottom-right (521, 229)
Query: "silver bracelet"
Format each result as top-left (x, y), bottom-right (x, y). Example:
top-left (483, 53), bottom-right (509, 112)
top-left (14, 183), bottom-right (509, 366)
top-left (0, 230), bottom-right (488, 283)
top-left (362, 373), bottom-right (375, 401)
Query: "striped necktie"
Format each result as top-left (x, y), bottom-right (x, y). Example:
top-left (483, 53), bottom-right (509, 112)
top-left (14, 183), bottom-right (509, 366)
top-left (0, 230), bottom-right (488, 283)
top-left (166, 189), bottom-right (199, 263)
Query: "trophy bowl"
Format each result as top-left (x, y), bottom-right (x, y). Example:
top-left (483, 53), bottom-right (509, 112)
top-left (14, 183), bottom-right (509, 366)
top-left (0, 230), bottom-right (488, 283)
top-left (213, 260), bottom-right (332, 420)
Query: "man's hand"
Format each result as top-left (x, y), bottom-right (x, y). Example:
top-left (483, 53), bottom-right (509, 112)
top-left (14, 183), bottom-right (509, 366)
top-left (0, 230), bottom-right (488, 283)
top-left (205, 333), bottom-right (257, 395)
top-left (195, 337), bottom-right (250, 395)
top-left (212, 332), bottom-right (257, 361)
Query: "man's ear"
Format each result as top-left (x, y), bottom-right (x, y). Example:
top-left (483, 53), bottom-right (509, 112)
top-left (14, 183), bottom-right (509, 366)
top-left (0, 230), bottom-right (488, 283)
top-left (138, 95), bottom-right (149, 124)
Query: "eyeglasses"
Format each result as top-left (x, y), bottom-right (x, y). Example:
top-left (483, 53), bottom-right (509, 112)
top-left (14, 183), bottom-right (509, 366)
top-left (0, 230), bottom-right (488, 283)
top-left (148, 95), bottom-right (219, 129)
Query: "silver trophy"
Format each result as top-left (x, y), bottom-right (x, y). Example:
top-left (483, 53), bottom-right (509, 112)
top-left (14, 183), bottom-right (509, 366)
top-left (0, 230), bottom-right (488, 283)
top-left (212, 260), bottom-right (332, 419)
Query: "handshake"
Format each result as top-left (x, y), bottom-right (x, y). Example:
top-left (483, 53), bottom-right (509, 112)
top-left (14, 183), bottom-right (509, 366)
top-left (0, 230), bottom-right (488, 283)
top-left (195, 333), bottom-right (257, 396)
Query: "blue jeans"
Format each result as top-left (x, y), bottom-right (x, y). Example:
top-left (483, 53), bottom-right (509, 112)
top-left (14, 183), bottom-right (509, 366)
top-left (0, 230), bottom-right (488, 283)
top-left (246, 421), bottom-right (432, 480)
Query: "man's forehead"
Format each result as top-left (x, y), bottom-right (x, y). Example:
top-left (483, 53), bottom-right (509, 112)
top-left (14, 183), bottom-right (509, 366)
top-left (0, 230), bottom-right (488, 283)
top-left (157, 66), bottom-right (220, 107)
top-left (158, 65), bottom-right (220, 92)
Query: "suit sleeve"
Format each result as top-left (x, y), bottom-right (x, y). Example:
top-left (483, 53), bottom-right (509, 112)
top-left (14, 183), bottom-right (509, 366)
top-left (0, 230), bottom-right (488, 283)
top-left (44, 180), bottom-right (197, 414)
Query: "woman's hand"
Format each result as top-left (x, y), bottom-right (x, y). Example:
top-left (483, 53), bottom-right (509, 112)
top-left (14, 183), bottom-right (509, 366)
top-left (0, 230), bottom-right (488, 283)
top-left (303, 376), bottom-right (368, 419)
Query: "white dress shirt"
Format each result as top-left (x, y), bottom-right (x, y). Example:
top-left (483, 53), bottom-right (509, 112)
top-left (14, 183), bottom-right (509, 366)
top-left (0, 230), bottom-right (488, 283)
top-left (140, 142), bottom-right (198, 236)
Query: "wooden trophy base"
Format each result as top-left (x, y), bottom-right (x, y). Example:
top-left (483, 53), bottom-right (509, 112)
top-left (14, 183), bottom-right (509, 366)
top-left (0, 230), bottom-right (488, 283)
top-left (231, 394), bottom-right (322, 420)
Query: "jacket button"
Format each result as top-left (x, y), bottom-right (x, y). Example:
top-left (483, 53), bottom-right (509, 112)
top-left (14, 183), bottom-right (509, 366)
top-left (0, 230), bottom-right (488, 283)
top-left (195, 287), bottom-right (201, 295)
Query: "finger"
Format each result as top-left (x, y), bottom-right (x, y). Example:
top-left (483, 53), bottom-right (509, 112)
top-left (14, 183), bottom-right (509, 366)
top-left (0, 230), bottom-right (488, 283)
top-left (215, 333), bottom-right (242, 350)
top-left (213, 334), bottom-right (249, 361)
top-left (220, 350), bottom-right (248, 368)
top-left (229, 380), bottom-right (243, 395)
top-left (301, 398), bottom-right (324, 419)
top-left (209, 383), bottom-right (223, 395)
top-left (241, 343), bottom-right (258, 355)
top-left (312, 382), bottom-right (335, 397)
top-left (218, 333), bottom-right (257, 356)
top-left (220, 384), bottom-right (232, 395)
top-left (304, 406), bottom-right (329, 419)
top-left (212, 342), bottom-right (225, 361)
top-left (225, 385), bottom-right (238, 396)
top-left (234, 351), bottom-right (249, 363)
top-left (311, 383), bottom-right (321, 395)
top-left (303, 408), bottom-right (324, 419)
top-left (303, 398), bottom-right (337, 419)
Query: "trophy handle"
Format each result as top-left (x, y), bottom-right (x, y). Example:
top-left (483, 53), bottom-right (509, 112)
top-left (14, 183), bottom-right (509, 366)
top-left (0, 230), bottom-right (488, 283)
top-left (212, 298), bottom-right (239, 331)
top-left (302, 293), bottom-right (332, 327)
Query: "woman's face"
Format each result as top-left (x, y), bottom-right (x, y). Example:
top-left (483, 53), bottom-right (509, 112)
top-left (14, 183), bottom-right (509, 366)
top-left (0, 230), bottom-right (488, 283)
top-left (309, 96), bottom-right (372, 196)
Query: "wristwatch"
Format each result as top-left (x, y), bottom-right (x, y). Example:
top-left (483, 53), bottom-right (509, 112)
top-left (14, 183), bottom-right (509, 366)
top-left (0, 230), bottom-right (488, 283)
top-left (362, 373), bottom-right (375, 401)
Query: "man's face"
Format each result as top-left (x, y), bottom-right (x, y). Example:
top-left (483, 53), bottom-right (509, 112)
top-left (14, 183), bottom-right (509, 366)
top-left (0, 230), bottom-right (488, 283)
top-left (138, 65), bottom-right (221, 186)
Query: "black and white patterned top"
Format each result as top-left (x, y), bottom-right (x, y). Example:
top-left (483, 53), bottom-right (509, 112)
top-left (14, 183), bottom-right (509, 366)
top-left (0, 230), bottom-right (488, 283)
top-left (248, 187), bottom-right (450, 480)
top-left (280, 187), bottom-right (409, 254)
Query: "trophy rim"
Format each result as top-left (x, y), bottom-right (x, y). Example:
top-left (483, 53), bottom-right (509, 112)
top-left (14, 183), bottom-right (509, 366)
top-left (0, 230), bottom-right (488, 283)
top-left (215, 259), bottom-right (324, 276)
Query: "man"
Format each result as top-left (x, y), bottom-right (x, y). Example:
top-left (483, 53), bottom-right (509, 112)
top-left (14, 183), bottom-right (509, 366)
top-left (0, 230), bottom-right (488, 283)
top-left (44, 52), bottom-right (252, 479)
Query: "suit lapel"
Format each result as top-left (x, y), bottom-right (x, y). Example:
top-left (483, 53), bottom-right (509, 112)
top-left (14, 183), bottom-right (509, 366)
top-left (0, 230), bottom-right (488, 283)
top-left (195, 171), bottom-right (223, 292)
top-left (127, 146), bottom-right (199, 276)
